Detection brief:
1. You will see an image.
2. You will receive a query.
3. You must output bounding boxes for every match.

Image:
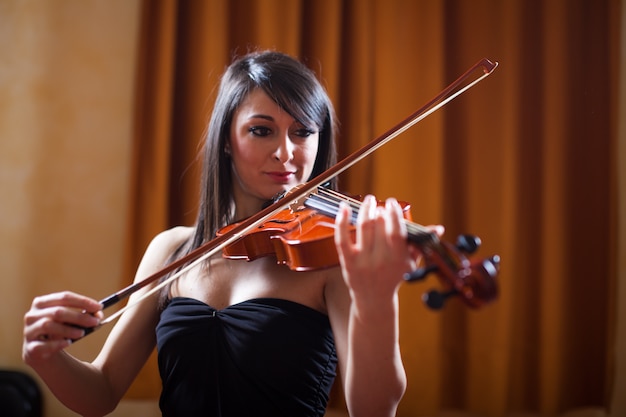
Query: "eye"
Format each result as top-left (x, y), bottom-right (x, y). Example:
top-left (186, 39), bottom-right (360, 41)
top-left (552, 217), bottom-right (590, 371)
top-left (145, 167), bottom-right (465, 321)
top-left (248, 126), bottom-right (272, 137)
top-left (291, 128), bottom-right (316, 138)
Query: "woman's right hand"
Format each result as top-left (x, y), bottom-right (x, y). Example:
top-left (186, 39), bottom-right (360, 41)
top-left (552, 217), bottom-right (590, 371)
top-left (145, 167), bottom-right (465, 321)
top-left (23, 291), bottom-right (102, 362)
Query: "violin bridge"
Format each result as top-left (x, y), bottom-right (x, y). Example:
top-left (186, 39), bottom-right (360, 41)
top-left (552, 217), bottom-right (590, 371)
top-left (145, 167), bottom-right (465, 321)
top-left (283, 185), bottom-right (319, 213)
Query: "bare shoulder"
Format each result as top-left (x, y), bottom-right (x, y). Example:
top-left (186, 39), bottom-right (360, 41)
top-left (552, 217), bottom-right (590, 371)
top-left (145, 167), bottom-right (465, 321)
top-left (146, 226), bottom-right (194, 256)
top-left (134, 226), bottom-right (195, 282)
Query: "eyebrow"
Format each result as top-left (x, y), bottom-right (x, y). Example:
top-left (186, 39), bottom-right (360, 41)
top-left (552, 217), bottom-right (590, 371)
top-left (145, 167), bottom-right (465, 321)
top-left (248, 114), bottom-right (274, 121)
top-left (247, 113), bottom-right (311, 129)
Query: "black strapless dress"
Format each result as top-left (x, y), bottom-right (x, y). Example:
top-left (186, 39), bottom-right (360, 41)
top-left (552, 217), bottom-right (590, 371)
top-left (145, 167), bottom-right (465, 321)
top-left (156, 297), bottom-right (337, 417)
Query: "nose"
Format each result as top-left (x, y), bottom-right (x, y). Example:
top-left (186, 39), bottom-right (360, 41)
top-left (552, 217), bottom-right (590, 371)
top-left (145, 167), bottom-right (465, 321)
top-left (273, 134), bottom-right (294, 163)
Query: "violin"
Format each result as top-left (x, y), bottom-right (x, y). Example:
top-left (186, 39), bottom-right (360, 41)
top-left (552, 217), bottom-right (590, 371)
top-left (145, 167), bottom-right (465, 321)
top-left (83, 58), bottom-right (500, 336)
top-left (218, 187), bottom-right (499, 309)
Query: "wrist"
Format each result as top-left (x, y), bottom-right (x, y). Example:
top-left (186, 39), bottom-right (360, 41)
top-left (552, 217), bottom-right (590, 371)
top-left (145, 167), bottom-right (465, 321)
top-left (349, 291), bottom-right (400, 324)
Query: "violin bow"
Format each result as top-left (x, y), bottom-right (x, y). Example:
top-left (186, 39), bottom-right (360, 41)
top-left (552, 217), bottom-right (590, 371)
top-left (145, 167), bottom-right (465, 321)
top-left (86, 58), bottom-right (499, 335)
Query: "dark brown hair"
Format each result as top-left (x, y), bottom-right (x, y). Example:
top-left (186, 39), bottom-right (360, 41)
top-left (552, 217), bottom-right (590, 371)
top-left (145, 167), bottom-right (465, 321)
top-left (192, 50), bottom-right (337, 247)
top-left (162, 51), bottom-right (338, 297)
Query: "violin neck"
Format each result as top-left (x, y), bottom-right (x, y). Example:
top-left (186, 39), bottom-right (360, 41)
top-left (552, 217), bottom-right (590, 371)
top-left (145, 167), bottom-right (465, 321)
top-left (303, 189), bottom-right (437, 245)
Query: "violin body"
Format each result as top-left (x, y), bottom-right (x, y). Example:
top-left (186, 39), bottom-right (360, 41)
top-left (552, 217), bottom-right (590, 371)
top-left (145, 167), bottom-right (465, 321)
top-left (218, 199), bottom-right (413, 271)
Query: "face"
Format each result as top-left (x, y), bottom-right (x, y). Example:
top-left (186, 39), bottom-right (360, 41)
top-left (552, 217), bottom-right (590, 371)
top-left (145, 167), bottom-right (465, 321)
top-left (228, 89), bottom-right (320, 217)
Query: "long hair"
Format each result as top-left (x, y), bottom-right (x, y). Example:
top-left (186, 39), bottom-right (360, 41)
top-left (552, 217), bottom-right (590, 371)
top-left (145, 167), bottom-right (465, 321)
top-left (165, 51), bottom-right (338, 289)
top-left (194, 51), bottom-right (337, 248)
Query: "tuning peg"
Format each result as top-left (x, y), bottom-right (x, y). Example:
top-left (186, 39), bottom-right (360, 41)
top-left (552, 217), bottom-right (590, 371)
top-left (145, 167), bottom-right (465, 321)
top-left (483, 255), bottom-right (500, 278)
top-left (404, 265), bottom-right (439, 282)
top-left (456, 234), bottom-right (481, 254)
top-left (422, 289), bottom-right (458, 310)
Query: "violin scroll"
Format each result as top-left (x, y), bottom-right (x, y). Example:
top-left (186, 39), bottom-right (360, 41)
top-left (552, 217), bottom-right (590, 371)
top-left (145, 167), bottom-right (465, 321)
top-left (404, 235), bottom-right (500, 310)
top-left (422, 255), bottom-right (500, 310)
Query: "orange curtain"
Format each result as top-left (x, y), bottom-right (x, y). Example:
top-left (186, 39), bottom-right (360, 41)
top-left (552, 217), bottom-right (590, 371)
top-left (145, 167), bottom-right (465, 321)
top-left (122, 0), bottom-right (621, 415)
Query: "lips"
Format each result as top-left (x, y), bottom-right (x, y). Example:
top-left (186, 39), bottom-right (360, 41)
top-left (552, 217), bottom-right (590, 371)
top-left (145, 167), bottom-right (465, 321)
top-left (266, 171), bottom-right (294, 183)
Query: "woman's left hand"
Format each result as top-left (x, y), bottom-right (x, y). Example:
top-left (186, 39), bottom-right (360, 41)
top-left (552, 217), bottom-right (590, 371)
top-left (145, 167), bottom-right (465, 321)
top-left (334, 195), bottom-right (418, 307)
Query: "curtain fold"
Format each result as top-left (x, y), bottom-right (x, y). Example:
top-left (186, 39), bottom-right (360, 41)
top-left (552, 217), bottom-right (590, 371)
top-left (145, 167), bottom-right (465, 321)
top-left (610, 1), bottom-right (626, 415)
top-left (122, 0), bottom-right (622, 415)
top-left (122, 0), bottom-right (179, 398)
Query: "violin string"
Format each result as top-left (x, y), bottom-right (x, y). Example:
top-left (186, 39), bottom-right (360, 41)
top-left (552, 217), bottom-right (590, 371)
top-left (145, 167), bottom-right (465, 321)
top-left (315, 188), bottom-right (435, 240)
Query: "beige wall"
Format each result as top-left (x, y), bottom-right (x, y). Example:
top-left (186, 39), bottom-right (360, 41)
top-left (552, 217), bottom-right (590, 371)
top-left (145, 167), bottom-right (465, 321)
top-left (0, 1), bottom-right (146, 416)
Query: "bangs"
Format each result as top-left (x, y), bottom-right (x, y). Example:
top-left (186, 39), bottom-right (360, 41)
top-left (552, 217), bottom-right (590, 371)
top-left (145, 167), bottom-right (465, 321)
top-left (261, 84), bottom-right (327, 131)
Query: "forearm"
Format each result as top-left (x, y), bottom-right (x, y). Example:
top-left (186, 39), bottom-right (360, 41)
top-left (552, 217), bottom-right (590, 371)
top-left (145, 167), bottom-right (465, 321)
top-left (344, 293), bottom-right (407, 417)
top-left (26, 350), bottom-right (117, 416)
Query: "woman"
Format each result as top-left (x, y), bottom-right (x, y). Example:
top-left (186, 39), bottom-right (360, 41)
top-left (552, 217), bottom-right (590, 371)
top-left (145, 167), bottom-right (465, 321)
top-left (23, 51), bottom-right (419, 417)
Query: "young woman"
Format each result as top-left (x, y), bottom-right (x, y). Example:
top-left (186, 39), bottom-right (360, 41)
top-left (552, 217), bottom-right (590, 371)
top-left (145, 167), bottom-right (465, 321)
top-left (23, 51), bottom-right (420, 417)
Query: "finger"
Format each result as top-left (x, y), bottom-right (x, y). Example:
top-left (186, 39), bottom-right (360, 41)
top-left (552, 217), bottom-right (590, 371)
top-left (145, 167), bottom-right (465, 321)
top-left (24, 337), bottom-right (73, 361)
top-left (407, 244), bottom-right (421, 269)
top-left (429, 224), bottom-right (445, 237)
top-left (25, 303), bottom-right (101, 328)
top-left (24, 339), bottom-right (72, 358)
top-left (25, 311), bottom-right (99, 342)
top-left (355, 195), bottom-right (378, 250)
top-left (39, 318), bottom-right (89, 341)
top-left (371, 206), bottom-right (388, 250)
top-left (385, 198), bottom-right (407, 241)
top-left (32, 291), bottom-right (102, 314)
top-left (334, 202), bottom-right (353, 259)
